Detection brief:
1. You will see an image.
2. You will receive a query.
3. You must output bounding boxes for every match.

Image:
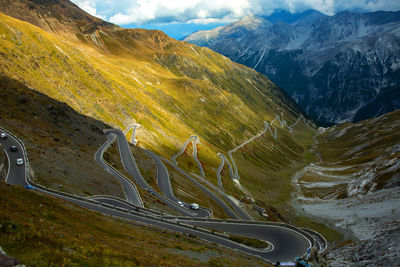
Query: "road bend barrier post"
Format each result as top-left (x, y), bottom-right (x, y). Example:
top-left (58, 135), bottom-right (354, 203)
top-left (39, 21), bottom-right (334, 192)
top-left (196, 227), bottom-right (212, 234)
top-left (179, 223), bottom-right (194, 230)
top-left (115, 206), bottom-right (129, 213)
top-left (212, 231), bottom-right (229, 239)
top-left (86, 199), bottom-right (101, 205)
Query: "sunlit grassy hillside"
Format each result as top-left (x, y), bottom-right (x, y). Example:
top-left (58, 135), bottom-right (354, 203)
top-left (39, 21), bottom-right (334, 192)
top-left (0, 4), bottom-right (307, 198)
top-left (0, 9), bottom-right (300, 158)
top-left (0, 181), bottom-right (270, 266)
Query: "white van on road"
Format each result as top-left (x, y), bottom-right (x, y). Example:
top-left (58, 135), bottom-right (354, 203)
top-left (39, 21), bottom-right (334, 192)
top-left (189, 203), bottom-right (199, 210)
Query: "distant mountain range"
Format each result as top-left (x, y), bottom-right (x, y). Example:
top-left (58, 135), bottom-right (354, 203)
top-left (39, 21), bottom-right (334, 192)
top-left (185, 10), bottom-right (400, 125)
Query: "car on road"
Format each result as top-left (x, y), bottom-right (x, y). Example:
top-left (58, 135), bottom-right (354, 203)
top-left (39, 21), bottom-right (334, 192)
top-left (16, 158), bottom-right (24, 166)
top-left (0, 133), bottom-right (6, 139)
top-left (145, 188), bottom-right (155, 195)
top-left (24, 185), bottom-right (36, 190)
top-left (177, 201), bottom-right (184, 207)
top-left (189, 203), bottom-right (199, 210)
top-left (10, 145), bottom-right (18, 152)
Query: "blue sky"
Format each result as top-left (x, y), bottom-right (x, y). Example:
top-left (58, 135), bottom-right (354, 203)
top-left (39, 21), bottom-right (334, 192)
top-left (70, 0), bottom-right (400, 39)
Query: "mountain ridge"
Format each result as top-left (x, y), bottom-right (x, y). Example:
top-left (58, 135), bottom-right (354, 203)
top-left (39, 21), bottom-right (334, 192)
top-left (0, 0), bottom-right (116, 37)
top-left (185, 10), bottom-right (400, 125)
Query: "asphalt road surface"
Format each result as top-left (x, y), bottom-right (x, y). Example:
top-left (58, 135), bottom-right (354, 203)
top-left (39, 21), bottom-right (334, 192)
top-left (104, 129), bottom-right (197, 217)
top-left (0, 129), bottom-right (28, 187)
top-left (40, 189), bottom-right (311, 262)
top-left (1, 126), bottom-right (316, 263)
top-left (94, 133), bottom-right (144, 206)
top-left (183, 220), bottom-right (311, 262)
top-left (163, 158), bottom-right (240, 219)
top-left (190, 172), bottom-right (253, 221)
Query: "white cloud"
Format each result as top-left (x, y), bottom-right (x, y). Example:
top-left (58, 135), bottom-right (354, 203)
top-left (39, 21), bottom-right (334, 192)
top-left (108, 0), bottom-right (251, 25)
top-left (70, 0), bottom-right (400, 25)
top-left (71, 0), bottom-right (106, 20)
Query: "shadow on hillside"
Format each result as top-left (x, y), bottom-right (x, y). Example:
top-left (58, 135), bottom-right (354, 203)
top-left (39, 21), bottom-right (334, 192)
top-left (0, 75), bottom-right (125, 197)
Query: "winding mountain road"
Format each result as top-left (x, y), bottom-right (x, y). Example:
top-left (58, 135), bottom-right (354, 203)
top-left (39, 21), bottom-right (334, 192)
top-left (1, 125), bottom-right (321, 263)
top-left (104, 129), bottom-right (197, 216)
top-left (144, 149), bottom-right (211, 218)
top-left (94, 132), bottom-right (144, 206)
top-left (221, 115), bottom-right (315, 183)
top-left (163, 158), bottom-right (240, 219)
top-left (184, 219), bottom-right (311, 262)
top-left (171, 136), bottom-right (252, 220)
top-left (172, 135), bottom-right (205, 177)
top-left (190, 172), bottom-right (253, 221)
top-left (124, 123), bottom-right (140, 144)
top-left (0, 128), bottom-right (28, 187)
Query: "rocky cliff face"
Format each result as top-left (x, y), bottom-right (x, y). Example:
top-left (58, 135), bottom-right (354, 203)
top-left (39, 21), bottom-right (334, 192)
top-left (291, 109), bottom-right (400, 266)
top-left (185, 10), bottom-right (400, 125)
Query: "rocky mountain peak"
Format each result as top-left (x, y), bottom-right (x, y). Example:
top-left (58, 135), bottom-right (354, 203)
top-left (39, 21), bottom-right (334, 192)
top-left (185, 9), bottom-right (400, 125)
top-left (234, 14), bottom-right (271, 30)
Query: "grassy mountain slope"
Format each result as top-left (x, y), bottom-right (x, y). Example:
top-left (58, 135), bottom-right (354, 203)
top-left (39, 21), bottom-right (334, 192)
top-left (0, 75), bottom-right (124, 197)
top-left (0, 75), bottom-right (269, 265)
top-left (0, 4), bottom-right (300, 159)
top-left (0, 181), bottom-right (270, 266)
top-left (4, 2), bottom-right (397, 264)
top-left (0, 0), bottom-right (312, 213)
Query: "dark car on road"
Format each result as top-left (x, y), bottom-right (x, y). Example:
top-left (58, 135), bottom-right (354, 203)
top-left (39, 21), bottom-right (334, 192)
top-left (10, 145), bottom-right (18, 152)
top-left (24, 184), bottom-right (36, 190)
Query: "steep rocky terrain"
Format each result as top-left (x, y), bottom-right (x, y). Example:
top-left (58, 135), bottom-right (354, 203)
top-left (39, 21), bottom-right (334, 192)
top-left (292, 110), bottom-right (400, 266)
top-left (185, 10), bottom-right (400, 125)
top-left (0, 0), bottom-right (115, 38)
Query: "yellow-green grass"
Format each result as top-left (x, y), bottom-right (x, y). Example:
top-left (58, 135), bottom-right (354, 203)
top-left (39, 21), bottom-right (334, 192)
top-left (317, 110), bottom-right (400, 164)
top-left (206, 120), bottom-right (347, 241)
top-left (0, 181), bottom-right (271, 266)
top-left (0, 11), bottom-right (301, 192)
top-left (230, 121), bottom-right (316, 210)
top-left (172, 140), bottom-right (243, 199)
